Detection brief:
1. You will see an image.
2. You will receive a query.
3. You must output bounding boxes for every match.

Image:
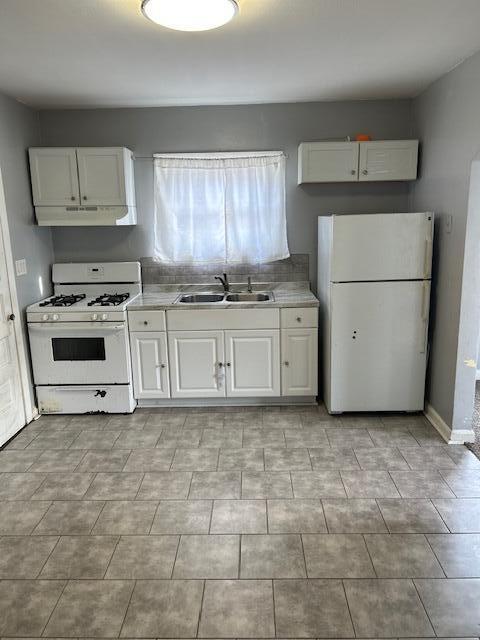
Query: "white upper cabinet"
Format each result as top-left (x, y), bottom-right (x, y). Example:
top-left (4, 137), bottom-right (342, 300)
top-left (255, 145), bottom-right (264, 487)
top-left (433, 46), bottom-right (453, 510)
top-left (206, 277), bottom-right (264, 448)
top-left (298, 140), bottom-right (418, 183)
top-left (76, 148), bottom-right (132, 206)
top-left (358, 140), bottom-right (418, 181)
top-left (298, 142), bottom-right (359, 183)
top-left (29, 148), bottom-right (80, 205)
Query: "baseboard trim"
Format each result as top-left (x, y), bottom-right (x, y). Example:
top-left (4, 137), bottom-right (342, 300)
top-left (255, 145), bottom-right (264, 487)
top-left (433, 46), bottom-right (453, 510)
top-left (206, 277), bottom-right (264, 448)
top-left (424, 402), bottom-right (476, 444)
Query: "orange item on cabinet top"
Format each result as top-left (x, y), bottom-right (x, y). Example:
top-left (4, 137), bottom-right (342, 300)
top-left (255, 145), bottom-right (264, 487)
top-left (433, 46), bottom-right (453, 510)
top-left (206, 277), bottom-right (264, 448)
top-left (355, 134), bottom-right (372, 141)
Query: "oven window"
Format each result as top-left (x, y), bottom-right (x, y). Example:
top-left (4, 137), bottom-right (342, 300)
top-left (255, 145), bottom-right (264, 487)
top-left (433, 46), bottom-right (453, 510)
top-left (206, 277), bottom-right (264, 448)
top-left (52, 337), bottom-right (106, 361)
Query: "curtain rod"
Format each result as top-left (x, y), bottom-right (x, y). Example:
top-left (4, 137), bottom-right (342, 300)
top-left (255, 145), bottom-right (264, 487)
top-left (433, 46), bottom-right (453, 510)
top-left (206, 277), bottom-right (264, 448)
top-left (133, 151), bottom-right (288, 160)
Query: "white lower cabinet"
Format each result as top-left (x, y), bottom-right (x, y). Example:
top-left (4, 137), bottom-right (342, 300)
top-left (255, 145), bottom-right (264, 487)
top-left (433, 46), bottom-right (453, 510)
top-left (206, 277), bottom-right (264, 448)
top-left (225, 330), bottom-right (280, 397)
top-left (130, 332), bottom-right (170, 398)
top-left (281, 328), bottom-right (318, 396)
top-left (168, 330), bottom-right (225, 398)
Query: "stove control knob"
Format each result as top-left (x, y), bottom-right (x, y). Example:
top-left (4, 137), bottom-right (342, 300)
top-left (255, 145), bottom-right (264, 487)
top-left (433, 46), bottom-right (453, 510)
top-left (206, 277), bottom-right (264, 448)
top-left (101, 313), bottom-right (108, 321)
top-left (52, 314), bottom-right (59, 321)
top-left (91, 313), bottom-right (98, 321)
top-left (42, 313), bottom-right (49, 321)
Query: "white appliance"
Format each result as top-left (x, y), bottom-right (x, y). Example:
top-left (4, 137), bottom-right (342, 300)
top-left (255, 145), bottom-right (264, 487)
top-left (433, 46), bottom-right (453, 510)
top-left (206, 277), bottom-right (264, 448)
top-left (318, 212), bottom-right (433, 413)
top-left (27, 262), bottom-right (141, 414)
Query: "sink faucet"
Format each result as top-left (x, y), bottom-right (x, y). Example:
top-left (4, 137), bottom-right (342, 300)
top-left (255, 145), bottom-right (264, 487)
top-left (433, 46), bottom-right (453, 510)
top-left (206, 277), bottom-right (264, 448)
top-left (214, 273), bottom-right (230, 292)
top-left (247, 276), bottom-right (253, 293)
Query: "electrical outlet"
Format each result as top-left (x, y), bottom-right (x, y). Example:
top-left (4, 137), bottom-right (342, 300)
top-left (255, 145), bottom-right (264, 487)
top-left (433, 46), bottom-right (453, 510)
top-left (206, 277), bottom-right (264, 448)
top-left (15, 259), bottom-right (27, 276)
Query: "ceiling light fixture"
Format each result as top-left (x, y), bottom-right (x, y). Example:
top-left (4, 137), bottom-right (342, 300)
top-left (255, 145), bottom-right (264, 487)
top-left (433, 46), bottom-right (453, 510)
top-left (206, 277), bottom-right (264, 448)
top-left (141, 0), bottom-right (238, 32)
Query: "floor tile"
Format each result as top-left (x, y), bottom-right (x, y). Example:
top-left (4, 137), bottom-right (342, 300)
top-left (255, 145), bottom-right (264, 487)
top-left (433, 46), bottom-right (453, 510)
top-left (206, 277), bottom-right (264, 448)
top-left (114, 430), bottom-right (161, 448)
top-left (93, 500), bottom-right (157, 534)
top-left (242, 427), bottom-right (285, 448)
top-left (27, 430), bottom-right (78, 449)
top-left (303, 533), bottom-right (375, 577)
top-left (123, 448), bottom-right (175, 472)
top-left (137, 471), bottom-right (192, 499)
top-left (439, 469), bottom-right (480, 497)
top-left (432, 498), bottom-right (480, 532)
top-left (341, 415), bottom-right (383, 428)
top-left (445, 445), bottom-right (480, 469)
top-left (189, 471), bottom-right (241, 498)
top-left (151, 500), bottom-right (212, 533)
top-left (225, 411), bottom-right (263, 428)
top-left (364, 533), bottom-right (444, 577)
top-left (70, 428), bottom-right (122, 449)
top-left (211, 499), bottom-right (267, 533)
top-left (414, 578), bottom-right (480, 637)
top-left (267, 499), bottom-right (327, 533)
top-left (340, 470), bottom-right (401, 498)
top-left (184, 412), bottom-right (225, 428)
top-left (274, 578), bottom-right (354, 638)
top-left (173, 534), bottom-right (239, 578)
top-left (326, 427), bottom-right (375, 448)
top-left (409, 424), bottom-right (446, 446)
top-left (0, 535), bottom-right (58, 578)
top-left (354, 446), bottom-right (410, 470)
top-left (199, 579), bottom-right (274, 638)
top-left (0, 501), bottom-right (51, 534)
top-left (284, 428), bottom-right (329, 447)
top-left (45, 579), bottom-right (134, 637)
top-left (262, 413), bottom-right (301, 429)
top-left (106, 535), bottom-right (179, 578)
top-left (309, 446), bottom-right (360, 470)
top-left (200, 428), bottom-right (243, 448)
top-left (291, 470), bottom-right (346, 498)
top-left (378, 499), bottom-right (449, 533)
top-left (121, 579), bottom-right (203, 638)
top-left (157, 428), bottom-right (202, 448)
top-left (29, 449), bottom-right (86, 472)
top-left (389, 469), bottom-right (455, 498)
top-left (218, 447), bottom-right (264, 470)
top-left (34, 501), bottom-right (104, 535)
top-left (40, 535), bottom-right (118, 578)
top-left (31, 471), bottom-right (95, 500)
top-left (146, 413), bottom-right (187, 429)
top-left (400, 446), bottom-right (457, 470)
top-left (344, 578), bottom-right (434, 637)
top-left (69, 414), bottom-right (111, 429)
top-left (171, 447), bottom-right (219, 471)
top-left (427, 533), bottom-right (480, 577)
top-left (241, 533), bottom-right (305, 578)
top-left (242, 471), bottom-right (293, 498)
top-left (106, 413), bottom-right (147, 429)
top-left (264, 447), bottom-right (311, 470)
top-left (76, 450), bottom-right (130, 472)
top-left (0, 449), bottom-right (40, 471)
top-left (2, 430), bottom-right (38, 449)
top-left (0, 579), bottom-right (66, 637)
top-left (0, 472), bottom-right (46, 499)
top-left (367, 427), bottom-right (420, 448)
top-left (84, 472), bottom-right (143, 499)
top-left (323, 499), bottom-right (388, 533)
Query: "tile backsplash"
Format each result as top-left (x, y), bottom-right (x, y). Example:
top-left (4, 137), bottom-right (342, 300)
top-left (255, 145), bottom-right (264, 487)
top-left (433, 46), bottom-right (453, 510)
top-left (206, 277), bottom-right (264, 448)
top-left (141, 254), bottom-right (309, 285)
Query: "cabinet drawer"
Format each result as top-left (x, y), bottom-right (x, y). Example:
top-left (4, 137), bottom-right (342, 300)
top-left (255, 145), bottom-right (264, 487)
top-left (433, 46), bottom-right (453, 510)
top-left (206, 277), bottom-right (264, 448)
top-left (167, 309), bottom-right (280, 330)
top-left (128, 310), bottom-right (166, 331)
top-left (281, 307), bottom-right (318, 328)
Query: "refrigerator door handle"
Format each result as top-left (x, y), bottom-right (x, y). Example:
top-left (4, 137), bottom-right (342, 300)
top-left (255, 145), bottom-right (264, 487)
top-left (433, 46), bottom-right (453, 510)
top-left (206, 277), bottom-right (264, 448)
top-left (423, 236), bottom-right (433, 278)
top-left (420, 281), bottom-right (429, 354)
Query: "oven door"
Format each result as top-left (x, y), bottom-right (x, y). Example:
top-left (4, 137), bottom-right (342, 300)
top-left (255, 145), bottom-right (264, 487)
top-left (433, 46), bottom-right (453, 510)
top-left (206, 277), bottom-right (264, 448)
top-left (28, 322), bottom-right (130, 385)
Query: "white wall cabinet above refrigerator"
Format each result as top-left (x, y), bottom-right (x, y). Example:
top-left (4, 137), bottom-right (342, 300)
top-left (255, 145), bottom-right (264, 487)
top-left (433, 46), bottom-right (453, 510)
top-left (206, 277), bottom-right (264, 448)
top-left (28, 147), bottom-right (136, 226)
top-left (298, 140), bottom-right (418, 183)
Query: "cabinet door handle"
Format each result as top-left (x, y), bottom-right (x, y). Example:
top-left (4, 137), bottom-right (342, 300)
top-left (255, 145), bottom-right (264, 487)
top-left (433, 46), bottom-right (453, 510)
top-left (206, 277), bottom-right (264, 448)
top-left (83, 196), bottom-right (88, 200)
top-left (296, 316), bottom-right (302, 322)
top-left (226, 362), bottom-right (231, 367)
top-left (161, 364), bottom-right (166, 369)
top-left (218, 362), bottom-right (223, 367)
top-left (70, 196), bottom-right (76, 201)
top-left (350, 169), bottom-right (356, 175)
top-left (362, 169), bottom-right (368, 175)
top-left (143, 321), bottom-right (148, 325)
top-left (284, 361), bottom-right (289, 366)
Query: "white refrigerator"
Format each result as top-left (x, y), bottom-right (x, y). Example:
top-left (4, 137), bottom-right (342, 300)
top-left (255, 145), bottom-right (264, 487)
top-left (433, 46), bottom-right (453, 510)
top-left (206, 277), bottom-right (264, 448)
top-left (318, 212), bottom-right (433, 413)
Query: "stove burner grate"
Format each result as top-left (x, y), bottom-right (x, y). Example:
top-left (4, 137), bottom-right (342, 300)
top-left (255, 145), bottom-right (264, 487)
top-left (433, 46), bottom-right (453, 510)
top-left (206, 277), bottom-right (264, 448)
top-left (87, 293), bottom-right (130, 307)
top-left (39, 294), bottom-right (86, 307)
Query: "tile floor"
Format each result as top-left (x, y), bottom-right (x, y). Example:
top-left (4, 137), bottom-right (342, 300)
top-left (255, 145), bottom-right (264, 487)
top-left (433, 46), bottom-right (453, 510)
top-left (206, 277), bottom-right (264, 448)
top-left (0, 405), bottom-right (480, 638)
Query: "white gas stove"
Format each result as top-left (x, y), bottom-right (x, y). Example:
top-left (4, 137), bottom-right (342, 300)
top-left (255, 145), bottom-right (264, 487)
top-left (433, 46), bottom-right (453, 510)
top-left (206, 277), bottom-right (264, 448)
top-left (27, 262), bottom-right (141, 415)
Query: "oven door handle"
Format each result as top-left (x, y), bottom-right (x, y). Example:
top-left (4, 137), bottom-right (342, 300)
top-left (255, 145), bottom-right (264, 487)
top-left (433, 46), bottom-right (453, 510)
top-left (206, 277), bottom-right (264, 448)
top-left (28, 322), bottom-right (125, 333)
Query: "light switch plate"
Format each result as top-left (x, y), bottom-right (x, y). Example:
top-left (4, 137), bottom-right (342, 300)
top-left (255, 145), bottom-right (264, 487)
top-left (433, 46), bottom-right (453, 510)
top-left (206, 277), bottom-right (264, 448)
top-left (445, 214), bottom-right (453, 234)
top-left (15, 259), bottom-right (27, 276)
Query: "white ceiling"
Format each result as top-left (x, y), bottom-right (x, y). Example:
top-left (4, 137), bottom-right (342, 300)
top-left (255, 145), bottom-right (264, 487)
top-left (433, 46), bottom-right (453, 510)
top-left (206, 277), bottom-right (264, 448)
top-left (1, 0), bottom-right (480, 109)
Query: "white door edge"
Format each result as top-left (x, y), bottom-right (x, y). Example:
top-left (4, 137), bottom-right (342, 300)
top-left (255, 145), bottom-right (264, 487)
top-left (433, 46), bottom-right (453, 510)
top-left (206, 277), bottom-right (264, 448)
top-left (0, 167), bottom-right (36, 425)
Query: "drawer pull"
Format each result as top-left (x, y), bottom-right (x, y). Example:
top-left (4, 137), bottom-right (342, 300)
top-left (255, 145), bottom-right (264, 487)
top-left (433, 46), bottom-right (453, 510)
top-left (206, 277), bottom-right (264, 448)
top-left (284, 361), bottom-right (289, 366)
top-left (143, 321), bottom-right (148, 325)
top-left (296, 316), bottom-right (302, 322)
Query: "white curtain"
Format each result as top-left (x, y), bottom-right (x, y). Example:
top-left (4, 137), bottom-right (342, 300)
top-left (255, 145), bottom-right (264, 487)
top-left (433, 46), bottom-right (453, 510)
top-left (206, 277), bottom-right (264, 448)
top-left (153, 151), bottom-right (289, 264)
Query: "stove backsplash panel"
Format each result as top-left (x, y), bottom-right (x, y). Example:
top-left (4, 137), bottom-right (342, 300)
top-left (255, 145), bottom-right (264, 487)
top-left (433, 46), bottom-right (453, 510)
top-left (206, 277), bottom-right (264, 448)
top-left (141, 254), bottom-right (309, 285)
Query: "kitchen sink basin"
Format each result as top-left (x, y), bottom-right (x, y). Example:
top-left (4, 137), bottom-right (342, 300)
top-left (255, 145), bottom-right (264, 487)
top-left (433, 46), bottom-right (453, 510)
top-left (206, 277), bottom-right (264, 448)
top-left (178, 294), bottom-right (224, 303)
top-left (225, 292), bottom-right (272, 302)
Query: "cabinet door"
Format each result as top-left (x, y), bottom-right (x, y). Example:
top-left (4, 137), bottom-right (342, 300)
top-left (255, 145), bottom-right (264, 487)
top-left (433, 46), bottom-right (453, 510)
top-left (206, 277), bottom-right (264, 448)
top-left (281, 328), bottom-right (318, 396)
top-left (76, 148), bottom-right (126, 205)
top-left (225, 330), bottom-right (280, 397)
top-left (329, 281), bottom-right (429, 412)
top-left (358, 140), bottom-right (418, 181)
top-left (168, 331), bottom-right (225, 398)
top-left (130, 332), bottom-right (169, 399)
top-left (298, 142), bottom-right (359, 183)
top-left (29, 148), bottom-right (80, 205)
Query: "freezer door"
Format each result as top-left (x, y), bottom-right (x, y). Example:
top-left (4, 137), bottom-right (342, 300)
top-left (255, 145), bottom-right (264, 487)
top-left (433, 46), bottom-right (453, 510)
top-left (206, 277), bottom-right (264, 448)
top-left (331, 212), bottom-right (433, 281)
top-left (329, 280), bottom-right (429, 412)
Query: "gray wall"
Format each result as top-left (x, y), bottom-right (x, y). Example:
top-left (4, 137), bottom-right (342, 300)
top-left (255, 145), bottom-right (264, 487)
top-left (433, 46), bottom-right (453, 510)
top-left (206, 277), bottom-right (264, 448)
top-left (411, 48), bottom-right (480, 435)
top-left (0, 91), bottom-right (54, 409)
top-left (39, 100), bottom-right (414, 289)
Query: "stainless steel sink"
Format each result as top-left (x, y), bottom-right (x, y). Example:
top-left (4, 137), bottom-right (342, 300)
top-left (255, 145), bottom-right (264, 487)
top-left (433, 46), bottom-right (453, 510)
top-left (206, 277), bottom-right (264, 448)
top-left (225, 292), bottom-right (272, 302)
top-left (178, 294), bottom-right (224, 303)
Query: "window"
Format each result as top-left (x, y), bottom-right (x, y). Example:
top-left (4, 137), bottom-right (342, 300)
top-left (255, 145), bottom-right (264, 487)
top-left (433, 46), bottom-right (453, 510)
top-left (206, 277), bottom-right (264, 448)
top-left (153, 151), bottom-right (289, 264)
